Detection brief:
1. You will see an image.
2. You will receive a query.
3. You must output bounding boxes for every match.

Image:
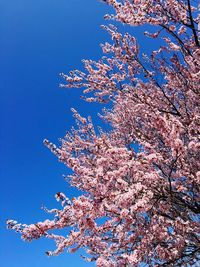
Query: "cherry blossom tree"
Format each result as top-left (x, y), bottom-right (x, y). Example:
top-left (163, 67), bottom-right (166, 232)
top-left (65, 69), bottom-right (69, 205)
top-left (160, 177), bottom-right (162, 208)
top-left (8, 1), bottom-right (200, 266)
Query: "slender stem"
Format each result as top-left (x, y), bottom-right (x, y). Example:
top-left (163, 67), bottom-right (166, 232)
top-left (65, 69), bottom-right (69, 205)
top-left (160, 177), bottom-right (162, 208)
top-left (187, 0), bottom-right (200, 47)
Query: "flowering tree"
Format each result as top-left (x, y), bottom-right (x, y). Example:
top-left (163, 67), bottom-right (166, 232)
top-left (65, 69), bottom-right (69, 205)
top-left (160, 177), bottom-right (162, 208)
top-left (8, 0), bottom-right (200, 266)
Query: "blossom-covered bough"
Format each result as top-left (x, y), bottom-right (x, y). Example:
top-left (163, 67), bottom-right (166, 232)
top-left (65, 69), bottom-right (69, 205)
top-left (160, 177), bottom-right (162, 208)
top-left (7, 1), bottom-right (200, 266)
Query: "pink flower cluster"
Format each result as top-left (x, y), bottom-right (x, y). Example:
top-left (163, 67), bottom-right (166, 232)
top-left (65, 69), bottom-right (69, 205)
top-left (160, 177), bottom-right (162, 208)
top-left (8, 1), bottom-right (200, 266)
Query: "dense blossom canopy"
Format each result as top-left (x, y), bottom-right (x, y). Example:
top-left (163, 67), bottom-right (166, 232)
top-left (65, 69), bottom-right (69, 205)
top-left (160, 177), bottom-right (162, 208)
top-left (8, 1), bottom-right (200, 266)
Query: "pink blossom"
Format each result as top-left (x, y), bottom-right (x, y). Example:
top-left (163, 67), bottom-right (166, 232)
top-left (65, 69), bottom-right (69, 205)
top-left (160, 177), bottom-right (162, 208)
top-left (8, 1), bottom-right (200, 266)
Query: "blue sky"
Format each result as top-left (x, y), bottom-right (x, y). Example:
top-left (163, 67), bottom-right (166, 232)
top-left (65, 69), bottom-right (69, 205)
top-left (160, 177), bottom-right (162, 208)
top-left (1, 1), bottom-right (110, 266)
top-left (0, 1), bottom-right (163, 267)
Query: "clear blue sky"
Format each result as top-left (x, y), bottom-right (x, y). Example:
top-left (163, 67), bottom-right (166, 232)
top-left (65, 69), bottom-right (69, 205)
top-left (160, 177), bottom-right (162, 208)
top-left (0, 1), bottom-right (161, 267)
top-left (1, 1), bottom-right (110, 266)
